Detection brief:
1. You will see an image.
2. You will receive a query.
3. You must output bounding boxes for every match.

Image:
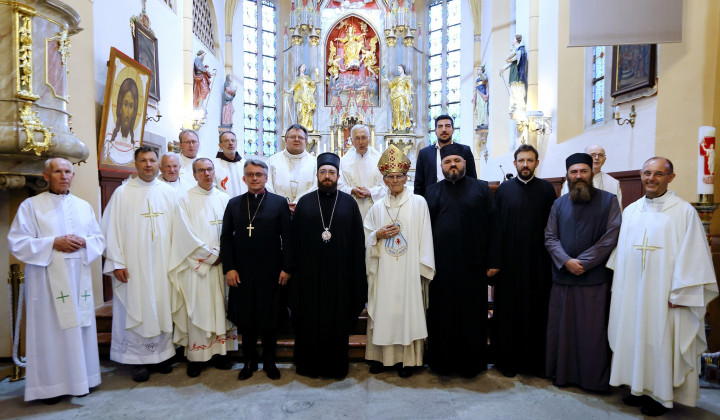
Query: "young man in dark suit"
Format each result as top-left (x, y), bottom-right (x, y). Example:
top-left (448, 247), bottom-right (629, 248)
top-left (413, 115), bottom-right (477, 196)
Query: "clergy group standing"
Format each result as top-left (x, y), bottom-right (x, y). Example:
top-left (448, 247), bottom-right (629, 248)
top-left (364, 145), bottom-right (435, 378)
top-left (493, 145), bottom-right (557, 378)
top-left (170, 158), bottom-right (236, 378)
top-left (290, 152), bottom-right (367, 379)
top-left (544, 152), bottom-right (621, 393)
top-left (608, 157), bottom-right (719, 416)
top-left (221, 158), bottom-right (293, 381)
top-left (101, 146), bottom-right (203, 382)
top-left (8, 158), bottom-right (105, 404)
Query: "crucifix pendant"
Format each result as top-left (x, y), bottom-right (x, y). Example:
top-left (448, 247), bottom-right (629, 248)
top-left (247, 223), bottom-right (254, 237)
top-left (321, 229), bottom-right (332, 243)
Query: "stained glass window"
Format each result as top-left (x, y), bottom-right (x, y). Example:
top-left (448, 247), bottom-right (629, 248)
top-left (592, 46), bottom-right (606, 124)
top-left (243, 0), bottom-right (277, 156)
top-left (427, 0), bottom-right (461, 144)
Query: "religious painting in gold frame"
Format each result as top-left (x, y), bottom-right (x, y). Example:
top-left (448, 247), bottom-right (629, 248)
top-left (133, 21), bottom-right (160, 101)
top-left (98, 47), bottom-right (151, 173)
top-left (611, 44), bottom-right (657, 97)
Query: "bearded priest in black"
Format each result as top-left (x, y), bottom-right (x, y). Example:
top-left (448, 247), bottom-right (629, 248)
top-left (492, 144), bottom-right (557, 378)
top-left (424, 143), bottom-right (501, 378)
top-left (290, 152), bottom-right (367, 379)
top-left (221, 158), bottom-right (293, 381)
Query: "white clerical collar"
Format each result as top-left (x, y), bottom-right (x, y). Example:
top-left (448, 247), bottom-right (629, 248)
top-left (283, 149), bottom-right (307, 160)
top-left (135, 177), bottom-right (158, 186)
top-left (386, 186), bottom-right (411, 207)
top-left (517, 175), bottom-right (534, 184)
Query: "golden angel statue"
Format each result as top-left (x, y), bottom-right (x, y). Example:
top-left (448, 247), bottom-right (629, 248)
top-left (384, 65), bottom-right (413, 132)
top-left (286, 64), bottom-right (319, 131)
top-left (334, 25), bottom-right (365, 70)
top-left (361, 36), bottom-right (379, 78)
top-left (327, 43), bottom-right (341, 81)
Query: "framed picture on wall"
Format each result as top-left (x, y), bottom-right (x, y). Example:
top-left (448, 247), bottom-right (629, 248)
top-left (133, 21), bottom-right (160, 101)
top-left (97, 47), bottom-right (152, 172)
top-left (611, 44), bottom-right (657, 97)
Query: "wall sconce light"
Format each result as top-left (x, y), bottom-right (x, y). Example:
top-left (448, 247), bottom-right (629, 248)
top-left (614, 105), bottom-right (636, 128)
top-left (146, 111), bottom-right (162, 123)
top-left (190, 109), bottom-right (206, 131)
top-left (513, 110), bottom-right (553, 135)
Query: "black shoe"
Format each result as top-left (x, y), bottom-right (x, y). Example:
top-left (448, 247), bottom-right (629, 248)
top-left (132, 365), bottom-right (150, 382)
top-left (211, 355), bottom-right (234, 370)
top-left (154, 359), bottom-right (173, 374)
top-left (499, 367), bottom-right (517, 378)
top-left (187, 362), bottom-right (203, 378)
top-left (622, 394), bottom-right (651, 407)
top-left (641, 398), bottom-right (670, 417)
top-left (41, 396), bottom-right (62, 405)
top-left (264, 363), bottom-right (281, 380)
top-left (369, 362), bottom-right (389, 374)
top-left (398, 366), bottom-right (414, 378)
top-left (238, 361), bottom-right (258, 380)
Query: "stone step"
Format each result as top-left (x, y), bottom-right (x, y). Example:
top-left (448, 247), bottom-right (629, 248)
top-left (96, 299), bottom-right (369, 360)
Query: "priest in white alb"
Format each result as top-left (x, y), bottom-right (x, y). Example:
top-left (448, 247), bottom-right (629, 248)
top-left (560, 145), bottom-right (622, 207)
top-left (178, 129), bottom-right (203, 186)
top-left (159, 152), bottom-right (194, 193)
top-left (8, 158), bottom-right (105, 404)
top-left (170, 158), bottom-right (237, 378)
top-left (363, 145), bottom-right (435, 378)
top-left (266, 124), bottom-right (317, 213)
top-left (339, 124), bottom-right (385, 219)
top-left (102, 146), bottom-right (203, 382)
top-left (607, 157), bottom-right (719, 417)
top-left (213, 130), bottom-right (247, 197)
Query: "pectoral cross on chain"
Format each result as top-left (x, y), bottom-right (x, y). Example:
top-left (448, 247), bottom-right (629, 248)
top-left (209, 212), bottom-right (223, 242)
top-left (141, 199), bottom-right (164, 241)
top-left (632, 229), bottom-right (663, 271)
top-left (247, 224), bottom-right (254, 237)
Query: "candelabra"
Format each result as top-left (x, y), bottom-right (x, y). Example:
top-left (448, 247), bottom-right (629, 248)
top-left (385, 1), bottom-right (417, 47)
top-left (289, 0), bottom-right (320, 45)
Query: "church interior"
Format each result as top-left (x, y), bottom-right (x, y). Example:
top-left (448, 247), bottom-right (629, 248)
top-left (2, 0), bottom-right (720, 417)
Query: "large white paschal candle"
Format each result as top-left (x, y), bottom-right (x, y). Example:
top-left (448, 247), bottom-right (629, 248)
top-left (698, 126), bottom-right (716, 197)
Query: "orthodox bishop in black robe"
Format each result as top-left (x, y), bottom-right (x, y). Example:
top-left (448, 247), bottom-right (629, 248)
top-left (290, 153), bottom-right (367, 379)
top-left (493, 175), bottom-right (557, 377)
top-left (221, 189), bottom-right (293, 370)
top-left (424, 144), bottom-right (500, 377)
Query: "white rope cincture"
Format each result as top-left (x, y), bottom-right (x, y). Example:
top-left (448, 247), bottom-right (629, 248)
top-left (7, 283), bottom-right (27, 368)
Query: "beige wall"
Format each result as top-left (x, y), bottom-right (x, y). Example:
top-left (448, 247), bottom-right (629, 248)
top-left (655, 0), bottom-right (720, 203)
top-left (555, 0), bottom-right (584, 144)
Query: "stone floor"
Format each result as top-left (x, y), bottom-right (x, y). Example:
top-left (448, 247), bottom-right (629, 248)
top-left (1, 361), bottom-right (719, 419)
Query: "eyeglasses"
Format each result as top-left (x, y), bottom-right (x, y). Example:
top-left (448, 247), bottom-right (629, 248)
top-left (195, 168), bottom-right (214, 174)
top-left (642, 171), bottom-right (671, 177)
top-left (181, 140), bottom-right (199, 145)
top-left (286, 136), bottom-right (306, 141)
top-left (589, 153), bottom-right (605, 158)
top-left (318, 169), bottom-right (337, 176)
top-left (244, 172), bottom-right (267, 178)
top-left (385, 174), bottom-right (406, 181)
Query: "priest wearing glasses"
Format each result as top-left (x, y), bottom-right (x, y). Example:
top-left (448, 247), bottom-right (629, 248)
top-left (290, 152), bottom-right (367, 379)
top-left (221, 157), bottom-right (293, 381)
top-left (363, 145), bottom-right (435, 378)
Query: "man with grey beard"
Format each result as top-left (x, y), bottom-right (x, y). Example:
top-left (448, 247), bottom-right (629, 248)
top-left (544, 152), bottom-right (621, 393)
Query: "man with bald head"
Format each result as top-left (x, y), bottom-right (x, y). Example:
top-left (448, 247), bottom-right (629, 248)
top-left (544, 152), bottom-right (621, 393)
top-left (607, 157), bottom-right (718, 416)
top-left (159, 153), bottom-right (194, 192)
top-left (9, 158), bottom-right (105, 403)
top-left (561, 145), bottom-right (622, 207)
top-left (338, 124), bottom-right (385, 219)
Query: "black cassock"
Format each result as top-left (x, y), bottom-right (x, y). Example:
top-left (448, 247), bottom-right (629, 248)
top-left (425, 176), bottom-right (500, 377)
top-left (492, 176), bottom-right (556, 376)
top-left (221, 191), bottom-right (293, 362)
top-left (290, 189), bottom-right (366, 378)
